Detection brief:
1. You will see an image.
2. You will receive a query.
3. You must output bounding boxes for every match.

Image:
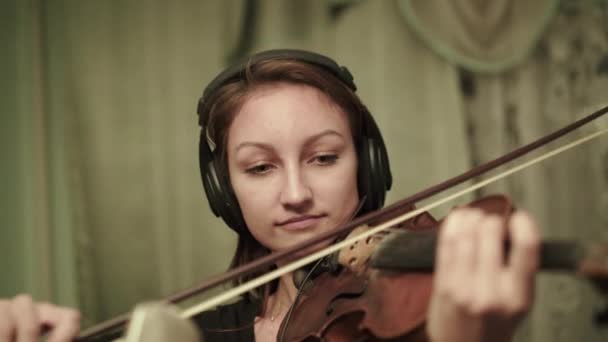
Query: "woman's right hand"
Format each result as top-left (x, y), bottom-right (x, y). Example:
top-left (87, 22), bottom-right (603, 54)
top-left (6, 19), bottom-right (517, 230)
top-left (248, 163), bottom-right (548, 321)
top-left (426, 209), bottom-right (539, 342)
top-left (0, 294), bottom-right (81, 342)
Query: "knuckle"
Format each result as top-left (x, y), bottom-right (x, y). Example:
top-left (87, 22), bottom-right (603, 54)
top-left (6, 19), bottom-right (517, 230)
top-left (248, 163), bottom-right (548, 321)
top-left (447, 289), bottom-right (472, 309)
top-left (441, 221), bottom-right (472, 243)
top-left (440, 213), bottom-right (460, 235)
top-left (511, 211), bottom-right (540, 236)
top-left (21, 321), bottom-right (38, 336)
top-left (520, 238), bottom-right (540, 255)
top-left (503, 295), bottom-right (530, 316)
top-left (13, 293), bottom-right (34, 305)
top-left (462, 209), bottom-right (485, 227)
top-left (520, 227), bottom-right (541, 245)
top-left (438, 229), bottom-right (457, 247)
top-left (434, 281), bottom-right (462, 303)
top-left (37, 301), bottom-right (54, 312)
top-left (0, 305), bottom-right (11, 323)
top-left (481, 214), bottom-right (503, 228)
top-left (451, 209), bottom-right (486, 232)
top-left (450, 208), bottom-right (482, 223)
top-left (515, 240), bottom-right (541, 270)
top-left (470, 297), bottom-right (499, 316)
top-left (447, 206), bottom-right (466, 217)
top-left (500, 302), bottom-right (526, 317)
top-left (434, 282), bottom-right (452, 299)
top-left (0, 305), bottom-right (15, 337)
top-left (37, 300), bottom-right (49, 307)
top-left (64, 308), bottom-right (81, 324)
top-left (445, 207), bottom-right (471, 222)
top-left (0, 325), bottom-right (12, 340)
top-left (465, 207), bottom-right (485, 219)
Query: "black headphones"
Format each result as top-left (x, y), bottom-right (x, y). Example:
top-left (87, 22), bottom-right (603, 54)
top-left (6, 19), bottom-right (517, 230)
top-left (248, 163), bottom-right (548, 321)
top-left (196, 49), bottom-right (392, 234)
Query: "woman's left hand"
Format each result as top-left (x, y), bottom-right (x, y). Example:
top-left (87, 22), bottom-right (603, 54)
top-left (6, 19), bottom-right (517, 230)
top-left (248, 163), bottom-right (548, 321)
top-left (426, 208), bottom-right (540, 342)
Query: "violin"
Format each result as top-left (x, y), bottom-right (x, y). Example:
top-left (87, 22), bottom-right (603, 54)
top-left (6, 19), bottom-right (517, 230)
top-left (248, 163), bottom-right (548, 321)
top-left (77, 104), bottom-right (608, 341)
top-left (278, 194), bottom-right (608, 341)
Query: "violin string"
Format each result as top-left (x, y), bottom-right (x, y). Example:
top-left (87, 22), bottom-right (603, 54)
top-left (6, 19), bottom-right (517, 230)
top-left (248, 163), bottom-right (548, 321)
top-left (180, 128), bottom-right (607, 319)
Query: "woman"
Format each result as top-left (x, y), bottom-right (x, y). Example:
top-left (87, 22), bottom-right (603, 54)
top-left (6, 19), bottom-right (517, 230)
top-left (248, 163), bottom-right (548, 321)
top-left (0, 49), bottom-right (540, 342)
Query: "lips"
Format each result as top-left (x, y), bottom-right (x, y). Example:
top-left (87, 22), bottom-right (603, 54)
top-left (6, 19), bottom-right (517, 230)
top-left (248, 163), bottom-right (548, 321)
top-left (276, 214), bottom-right (326, 231)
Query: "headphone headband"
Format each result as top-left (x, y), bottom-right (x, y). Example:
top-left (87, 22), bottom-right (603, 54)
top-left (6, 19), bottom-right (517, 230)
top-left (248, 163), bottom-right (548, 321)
top-left (198, 49), bottom-right (356, 127)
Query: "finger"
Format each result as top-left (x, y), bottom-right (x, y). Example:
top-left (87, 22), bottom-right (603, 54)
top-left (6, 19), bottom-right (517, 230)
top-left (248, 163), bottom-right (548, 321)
top-left (451, 209), bottom-right (484, 278)
top-left (429, 209), bottom-right (485, 342)
top-left (437, 209), bottom-right (484, 299)
top-left (0, 299), bottom-right (16, 341)
top-left (435, 214), bottom-right (458, 286)
top-left (38, 303), bottom-right (81, 342)
top-left (507, 211), bottom-right (540, 277)
top-left (436, 210), bottom-right (471, 285)
top-left (48, 310), bottom-right (80, 342)
top-left (11, 294), bottom-right (39, 342)
top-left (505, 211), bottom-right (540, 310)
top-left (473, 215), bottom-right (505, 313)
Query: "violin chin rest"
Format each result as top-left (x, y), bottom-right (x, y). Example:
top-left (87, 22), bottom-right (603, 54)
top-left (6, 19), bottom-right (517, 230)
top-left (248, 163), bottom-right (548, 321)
top-left (119, 302), bottom-right (201, 342)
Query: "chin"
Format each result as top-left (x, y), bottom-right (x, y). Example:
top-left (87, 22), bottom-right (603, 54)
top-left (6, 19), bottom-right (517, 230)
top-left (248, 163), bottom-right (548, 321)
top-left (261, 218), bottom-right (339, 253)
top-left (272, 231), bottom-right (334, 259)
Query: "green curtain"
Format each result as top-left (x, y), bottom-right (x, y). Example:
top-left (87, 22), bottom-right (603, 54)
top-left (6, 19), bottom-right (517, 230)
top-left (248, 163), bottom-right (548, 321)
top-left (0, 0), bottom-right (76, 305)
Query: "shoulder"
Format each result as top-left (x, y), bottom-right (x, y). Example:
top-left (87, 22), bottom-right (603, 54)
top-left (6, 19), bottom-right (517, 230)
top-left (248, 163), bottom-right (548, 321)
top-left (190, 297), bottom-right (260, 342)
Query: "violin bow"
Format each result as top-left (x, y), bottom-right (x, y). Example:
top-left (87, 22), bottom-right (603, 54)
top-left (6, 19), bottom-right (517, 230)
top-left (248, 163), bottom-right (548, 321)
top-left (78, 104), bottom-right (608, 341)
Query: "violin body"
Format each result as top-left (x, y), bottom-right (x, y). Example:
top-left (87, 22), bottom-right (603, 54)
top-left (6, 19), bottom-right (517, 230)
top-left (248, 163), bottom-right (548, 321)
top-left (280, 270), bottom-right (431, 341)
top-left (278, 204), bottom-right (437, 341)
top-left (279, 195), bottom-right (515, 341)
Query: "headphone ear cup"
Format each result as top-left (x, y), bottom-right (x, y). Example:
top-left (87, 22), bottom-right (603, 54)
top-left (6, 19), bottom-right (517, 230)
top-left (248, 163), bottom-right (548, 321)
top-left (213, 159), bottom-right (247, 231)
top-left (366, 136), bottom-right (390, 209)
top-left (199, 135), bottom-right (224, 218)
top-left (357, 111), bottom-right (392, 213)
top-left (199, 133), bottom-right (246, 232)
top-left (357, 137), bottom-right (373, 213)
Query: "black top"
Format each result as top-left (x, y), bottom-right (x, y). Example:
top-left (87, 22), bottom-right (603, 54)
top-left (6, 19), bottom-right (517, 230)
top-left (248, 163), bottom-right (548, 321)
top-left (191, 297), bottom-right (260, 342)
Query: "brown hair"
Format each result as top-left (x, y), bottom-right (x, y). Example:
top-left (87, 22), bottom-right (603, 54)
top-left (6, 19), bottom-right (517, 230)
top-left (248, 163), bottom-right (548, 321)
top-left (202, 57), bottom-right (368, 313)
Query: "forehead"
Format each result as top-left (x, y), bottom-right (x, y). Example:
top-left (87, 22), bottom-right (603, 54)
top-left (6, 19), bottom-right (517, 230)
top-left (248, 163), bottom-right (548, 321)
top-left (227, 83), bottom-right (351, 148)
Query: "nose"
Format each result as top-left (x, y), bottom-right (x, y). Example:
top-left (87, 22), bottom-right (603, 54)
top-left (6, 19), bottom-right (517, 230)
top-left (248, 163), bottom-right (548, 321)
top-left (280, 165), bottom-right (313, 212)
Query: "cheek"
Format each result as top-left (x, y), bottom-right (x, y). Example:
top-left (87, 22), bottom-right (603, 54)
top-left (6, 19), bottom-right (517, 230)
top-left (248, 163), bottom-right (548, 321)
top-left (229, 172), bottom-right (280, 243)
top-left (314, 157), bottom-right (359, 211)
top-left (231, 177), bottom-right (282, 250)
top-left (322, 170), bottom-right (357, 199)
top-left (231, 175), bottom-right (273, 219)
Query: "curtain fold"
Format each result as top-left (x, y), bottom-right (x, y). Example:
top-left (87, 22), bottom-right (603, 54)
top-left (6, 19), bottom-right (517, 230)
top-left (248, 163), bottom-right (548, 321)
top-left (1, 0), bottom-right (57, 304)
top-left (328, 0), bottom-right (474, 215)
top-left (397, 0), bottom-right (560, 73)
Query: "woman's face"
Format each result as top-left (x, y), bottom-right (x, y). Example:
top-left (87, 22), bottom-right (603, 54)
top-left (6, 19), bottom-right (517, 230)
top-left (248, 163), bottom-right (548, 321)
top-left (227, 83), bottom-right (359, 252)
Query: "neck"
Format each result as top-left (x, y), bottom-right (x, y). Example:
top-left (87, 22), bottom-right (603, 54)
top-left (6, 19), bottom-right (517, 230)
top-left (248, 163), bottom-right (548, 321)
top-left (265, 272), bottom-right (297, 320)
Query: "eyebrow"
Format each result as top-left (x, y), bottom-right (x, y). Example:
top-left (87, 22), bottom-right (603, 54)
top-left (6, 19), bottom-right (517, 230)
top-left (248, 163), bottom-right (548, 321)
top-left (234, 129), bottom-right (346, 154)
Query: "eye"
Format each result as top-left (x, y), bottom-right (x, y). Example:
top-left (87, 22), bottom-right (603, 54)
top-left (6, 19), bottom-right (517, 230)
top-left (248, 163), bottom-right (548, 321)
top-left (245, 163), bottom-right (274, 175)
top-left (311, 154), bottom-right (339, 166)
